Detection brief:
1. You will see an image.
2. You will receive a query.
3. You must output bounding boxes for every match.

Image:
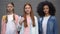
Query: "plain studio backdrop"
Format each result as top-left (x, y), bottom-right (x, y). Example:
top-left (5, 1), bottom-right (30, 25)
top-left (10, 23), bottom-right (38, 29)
top-left (0, 0), bottom-right (60, 34)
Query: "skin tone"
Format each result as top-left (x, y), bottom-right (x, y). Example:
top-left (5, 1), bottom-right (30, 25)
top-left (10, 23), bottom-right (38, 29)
top-left (43, 5), bottom-right (50, 17)
top-left (7, 3), bottom-right (14, 15)
top-left (19, 5), bottom-right (31, 25)
top-left (2, 3), bottom-right (14, 22)
top-left (25, 5), bottom-right (31, 19)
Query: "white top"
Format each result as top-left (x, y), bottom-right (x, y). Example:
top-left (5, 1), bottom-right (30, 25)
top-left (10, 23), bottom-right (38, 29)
top-left (42, 15), bottom-right (50, 34)
top-left (6, 14), bottom-right (16, 34)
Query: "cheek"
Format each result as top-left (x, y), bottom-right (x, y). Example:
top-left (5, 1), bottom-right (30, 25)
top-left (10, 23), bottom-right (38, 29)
top-left (11, 8), bottom-right (13, 10)
top-left (46, 9), bottom-right (49, 12)
top-left (46, 9), bottom-right (49, 13)
top-left (7, 7), bottom-right (10, 10)
top-left (25, 9), bottom-right (28, 13)
top-left (25, 9), bottom-right (27, 12)
top-left (9, 7), bottom-right (14, 11)
top-left (43, 9), bottom-right (49, 13)
top-left (27, 9), bottom-right (31, 13)
top-left (28, 9), bottom-right (31, 12)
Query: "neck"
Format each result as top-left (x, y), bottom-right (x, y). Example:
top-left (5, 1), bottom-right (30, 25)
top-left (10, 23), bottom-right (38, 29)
top-left (45, 13), bottom-right (50, 17)
top-left (8, 11), bottom-right (13, 15)
top-left (26, 13), bottom-right (30, 17)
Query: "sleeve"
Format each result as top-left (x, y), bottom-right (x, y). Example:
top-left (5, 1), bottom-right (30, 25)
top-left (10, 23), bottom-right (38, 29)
top-left (34, 16), bottom-right (39, 34)
top-left (53, 17), bottom-right (58, 34)
top-left (16, 16), bottom-right (22, 31)
top-left (38, 17), bottom-right (42, 34)
top-left (1, 16), bottom-right (6, 34)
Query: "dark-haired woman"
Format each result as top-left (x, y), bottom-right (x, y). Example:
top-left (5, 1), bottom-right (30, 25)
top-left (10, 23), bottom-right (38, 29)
top-left (1, 2), bottom-right (19, 34)
top-left (17, 3), bottom-right (38, 34)
top-left (37, 1), bottom-right (58, 34)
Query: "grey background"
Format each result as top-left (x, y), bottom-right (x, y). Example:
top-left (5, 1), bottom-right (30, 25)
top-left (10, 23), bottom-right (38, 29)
top-left (0, 0), bottom-right (60, 34)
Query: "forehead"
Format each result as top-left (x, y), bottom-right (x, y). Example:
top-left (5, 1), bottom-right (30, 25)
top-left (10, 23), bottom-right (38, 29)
top-left (7, 3), bottom-right (13, 6)
top-left (25, 5), bottom-right (31, 7)
top-left (43, 5), bottom-right (49, 8)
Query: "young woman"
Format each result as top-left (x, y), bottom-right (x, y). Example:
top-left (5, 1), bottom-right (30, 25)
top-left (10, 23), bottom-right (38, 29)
top-left (17, 3), bottom-right (38, 34)
top-left (1, 2), bottom-right (19, 34)
top-left (37, 1), bottom-right (58, 34)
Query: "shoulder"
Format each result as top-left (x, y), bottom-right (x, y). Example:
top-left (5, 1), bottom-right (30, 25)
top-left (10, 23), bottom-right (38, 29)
top-left (38, 17), bottom-right (43, 21)
top-left (2, 15), bottom-right (6, 18)
top-left (34, 16), bottom-right (38, 20)
top-left (34, 16), bottom-right (37, 19)
top-left (14, 14), bottom-right (19, 17)
top-left (34, 16), bottom-right (43, 21)
top-left (34, 16), bottom-right (38, 22)
top-left (14, 14), bottom-right (20, 19)
top-left (51, 16), bottom-right (56, 20)
top-left (2, 15), bottom-right (6, 20)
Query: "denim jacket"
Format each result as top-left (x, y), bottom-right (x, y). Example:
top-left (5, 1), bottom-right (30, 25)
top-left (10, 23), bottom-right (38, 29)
top-left (38, 16), bottom-right (58, 34)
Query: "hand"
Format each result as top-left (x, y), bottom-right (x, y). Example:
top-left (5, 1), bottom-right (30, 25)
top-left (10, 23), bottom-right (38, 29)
top-left (19, 17), bottom-right (25, 25)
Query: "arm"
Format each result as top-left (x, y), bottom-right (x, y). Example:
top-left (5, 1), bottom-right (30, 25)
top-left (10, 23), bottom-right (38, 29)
top-left (16, 16), bottom-right (22, 31)
top-left (34, 16), bottom-right (39, 34)
top-left (16, 15), bottom-right (24, 31)
top-left (1, 16), bottom-right (6, 34)
top-left (38, 17), bottom-right (42, 34)
top-left (53, 17), bottom-right (58, 34)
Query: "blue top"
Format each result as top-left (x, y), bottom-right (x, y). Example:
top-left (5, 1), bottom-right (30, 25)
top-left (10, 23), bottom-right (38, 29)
top-left (38, 16), bottom-right (58, 34)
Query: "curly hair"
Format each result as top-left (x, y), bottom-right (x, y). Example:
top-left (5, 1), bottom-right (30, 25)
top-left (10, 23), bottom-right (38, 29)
top-left (37, 1), bottom-right (56, 17)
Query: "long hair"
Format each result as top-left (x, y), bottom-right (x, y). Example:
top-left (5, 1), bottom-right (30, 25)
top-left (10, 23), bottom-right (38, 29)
top-left (6, 2), bottom-right (15, 23)
top-left (23, 3), bottom-right (35, 28)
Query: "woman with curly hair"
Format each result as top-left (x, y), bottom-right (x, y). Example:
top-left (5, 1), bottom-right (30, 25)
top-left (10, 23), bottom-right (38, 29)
top-left (37, 1), bottom-right (58, 34)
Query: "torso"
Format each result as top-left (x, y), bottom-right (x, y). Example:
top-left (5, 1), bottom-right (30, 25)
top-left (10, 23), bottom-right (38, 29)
top-left (24, 17), bottom-right (31, 34)
top-left (6, 14), bottom-right (16, 34)
top-left (42, 15), bottom-right (50, 34)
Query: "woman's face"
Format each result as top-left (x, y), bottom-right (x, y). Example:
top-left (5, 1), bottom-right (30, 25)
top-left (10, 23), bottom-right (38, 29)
top-left (7, 3), bottom-right (14, 12)
top-left (25, 5), bottom-right (31, 14)
top-left (43, 5), bottom-right (49, 14)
